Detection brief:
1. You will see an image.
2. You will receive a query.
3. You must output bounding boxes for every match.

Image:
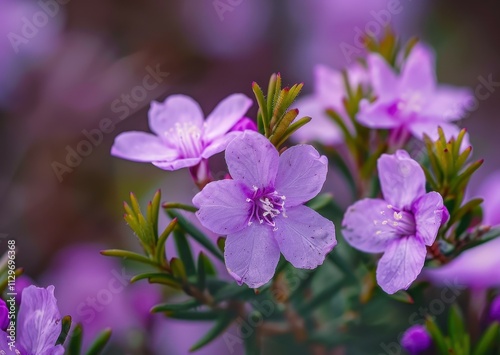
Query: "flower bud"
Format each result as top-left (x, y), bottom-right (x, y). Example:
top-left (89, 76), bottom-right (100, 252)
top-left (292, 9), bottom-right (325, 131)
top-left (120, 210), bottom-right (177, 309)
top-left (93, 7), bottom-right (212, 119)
top-left (401, 325), bottom-right (432, 354)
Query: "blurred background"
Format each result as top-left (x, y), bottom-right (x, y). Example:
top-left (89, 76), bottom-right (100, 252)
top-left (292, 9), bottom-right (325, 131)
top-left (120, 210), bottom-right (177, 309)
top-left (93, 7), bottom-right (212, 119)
top-left (1, 0), bottom-right (500, 353)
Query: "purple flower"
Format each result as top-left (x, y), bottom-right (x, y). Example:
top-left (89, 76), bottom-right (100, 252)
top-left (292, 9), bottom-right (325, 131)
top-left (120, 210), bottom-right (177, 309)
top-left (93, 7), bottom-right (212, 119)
top-left (293, 63), bottom-right (367, 145)
top-left (401, 325), bottom-right (432, 354)
top-left (193, 131), bottom-right (337, 288)
top-left (490, 296), bottom-right (500, 322)
top-left (357, 44), bottom-right (472, 145)
top-left (342, 150), bottom-right (447, 294)
top-left (111, 94), bottom-right (252, 170)
top-left (0, 286), bottom-right (64, 355)
top-left (0, 298), bottom-right (8, 331)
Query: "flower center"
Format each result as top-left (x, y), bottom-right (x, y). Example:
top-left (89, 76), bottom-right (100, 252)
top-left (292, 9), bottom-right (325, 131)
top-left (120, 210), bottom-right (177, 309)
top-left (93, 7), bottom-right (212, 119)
top-left (165, 122), bottom-right (204, 158)
top-left (396, 91), bottom-right (424, 116)
top-left (246, 187), bottom-right (286, 230)
top-left (375, 204), bottom-right (416, 236)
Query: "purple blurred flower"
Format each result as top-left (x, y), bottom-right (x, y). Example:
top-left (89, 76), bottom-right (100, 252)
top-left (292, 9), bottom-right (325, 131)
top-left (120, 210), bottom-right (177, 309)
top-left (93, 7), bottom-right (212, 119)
top-left (401, 325), bottom-right (432, 354)
top-left (293, 62), bottom-right (367, 145)
top-left (342, 150), bottom-right (447, 294)
top-left (0, 286), bottom-right (64, 355)
top-left (0, 298), bottom-right (8, 331)
top-left (193, 131), bottom-right (336, 288)
top-left (490, 296), bottom-right (500, 322)
top-left (357, 44), bottom-right (472, 145)
top-left (111, 94), bottom-right (252, 171)
top-left (230, 117), bottom-right (258, 132)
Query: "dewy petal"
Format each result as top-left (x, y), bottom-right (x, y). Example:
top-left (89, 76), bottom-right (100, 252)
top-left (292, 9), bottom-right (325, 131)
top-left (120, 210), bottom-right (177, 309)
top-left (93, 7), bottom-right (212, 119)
top-left (225, 131), bottom-right (279, 190)
top-left (193, 179), bottom-right (251, 235)
top-left (111, 131), bottom-right (179, 162)
top-left (357, 99), bottom-right (400, 129)
top-left (377, 150), bottom-right (426, 210)
top-left (342, 198), bottom-right (400, 253)
top-left (424, 85), bottom-right (473, 121)
top-left (409, 121), bottom-right (470, 151)
top-left (376, 236), bottom-right (427, 294)
top-left (152, 157), bottom-right (201, 171)
top-left (412, 191), bottom-right (446, 246)
top-left (18, 285), bottom-right (62, 354)
top-left (148, 95), bottom-right (204, 136)
top-left (274, 205), bottom-right (336, 269)
top-left (368, 53), bottom-right (399, 101)
top-left (203, 94), bottom-right (253, 142)
top-left (224, 224), bottom-right (280, 288)
top-left (292, 96), bottom-right (345, 145)
top-left (274, 145), bottom-right (328, 207)
top-left (201, 131), bottom-right (241, 159)
top-left (401, 44), bottom-right (436, 93)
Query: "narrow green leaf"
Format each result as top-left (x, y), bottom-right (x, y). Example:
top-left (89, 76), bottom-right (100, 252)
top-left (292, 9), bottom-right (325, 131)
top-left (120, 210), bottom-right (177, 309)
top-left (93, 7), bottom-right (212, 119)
top-left (270, 108), bottom-right (298, 145)
top-left (448, 304), bottom-right (466, 350)
top-left (473, 322), bottom-right (499, 355)
top-left (130, 272), bottom-right (178, 285)
top-left (129, 192), bottom-right (142, 216)
top-left (56, 315), bottom-right (72, 345)
top-left (388, 290), bottom-right (414, 304)
top-left (162, 202), bottom-right (198, 213)
top-left (68, 324), bottom-right (83, 355)
top-left (274, 116), bottom-right (311, 148)
top-left (169, 310), bottom-right (222, 321)
top-left (100, 249), bottom-right (158, 268)
top-left (155, 218), bottom-right (178, 268)
top-left (170, 257), bottom-right (187, 281)
top-left (190, 313), bottom-right (235, 351)
top-left (425, 316), bottom-right (450, 355)
top-left (85, 329), bottom-right (112, 355)
top-left (174, 230), bottom-right (196, 277)
top-left (151, 299), bottom-right (201, 313)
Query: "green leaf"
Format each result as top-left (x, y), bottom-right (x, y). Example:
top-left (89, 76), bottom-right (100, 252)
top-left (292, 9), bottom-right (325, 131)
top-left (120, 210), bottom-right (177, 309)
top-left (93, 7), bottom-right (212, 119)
top-left (170, 257), bottom-right (187, 281)
top-left (155, 218), bottom-right (178, 268)
top-left (68, 324), bottom-right (83, 355)
top-left (448, 304), bottom-right (466, 350)
top-left (151, 299), bottom-right (201, 314)
top-left (169, 310), bottom-right (222, 321)
top-left (190, 313), bottom-right (235, 351)
top-left (168, 210), bottom-right (224, 261)
top-left (274, 116), bottom-right (311, 149)
top-left (473, 322), bottom-right (499, 355)
top-left (130, 272), bottom-right (180, 288)
top-left (85, 328), bottom-right (112, 355)
top-left (388, 290), bottom-right (414, 304)
top-left (306, 193), bottom-right (333, 211)
top-left (56, 315), bottom-right (72, 345)
top-left (162, 202), bottom-right (198, 213)
top-left (100, 249), bottom-right (158, 268)
top-left (425, 316), bottom-right (450, 355)
top-left (197, 252), bottom-right (216, 289)
top-left (174, 229), bottom-right (196, 277)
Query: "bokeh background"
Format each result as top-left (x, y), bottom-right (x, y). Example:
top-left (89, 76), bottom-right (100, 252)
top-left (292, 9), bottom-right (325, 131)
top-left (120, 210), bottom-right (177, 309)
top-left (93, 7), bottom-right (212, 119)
top-left (1, 0), bottom-right (500, 353)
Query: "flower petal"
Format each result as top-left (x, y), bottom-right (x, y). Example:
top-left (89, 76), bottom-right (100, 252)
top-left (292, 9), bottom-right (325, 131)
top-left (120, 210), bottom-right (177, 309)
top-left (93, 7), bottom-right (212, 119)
top-left (356, 99), bottom-right (400, 129)
top-left (377, 150), bottom-right (425, 210)
top-left (201, 131), bottom-right (241, 159)
top-left (376, 236), bottom-right (427, 294)
top-left (425, 85), bottom-right (473, 121)
top-left (203, 94), bottom-right (253, 142)
top-left (412, 192), bottom-right (446, 246)
top-left (153, 157), bottom-right (201, 171)
top-left (18, 285), bottom-right (62, 354)
top-left (224, 224), bottom-right (280, 288)
top-left (0, 330), bottom-right (18, 354)
top-left (409, 121), bottom-right (470, 151)
top-left (274, 205), bottom-right (336, 269)
top-left (314, 64), bottom-right (344, 106)
top-left (274, 145), bottom-right (328, 207)
top-left (401, 44), bottom-right (436, 93)
top-left (225, 131), bottom-right (279, 190)
top-left (193, 179), bottom-right (251, 235)
top-left (148, 95), bottom-right (204, 136)
top-left (111, 131), bottom-right (179, 162)
top-left (342, 198), bottom-right (400, 253)
top-left (368, 53), bottom-right (399, 101)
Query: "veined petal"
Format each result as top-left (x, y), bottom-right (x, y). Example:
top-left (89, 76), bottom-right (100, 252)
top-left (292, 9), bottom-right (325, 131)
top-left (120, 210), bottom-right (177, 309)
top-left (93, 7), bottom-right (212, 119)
top-left (357, 99), bottom-right (401, 129)
top-left (342, 198), bottom-right (400, 253)
top-left (203, 94), bottom-right (253, 142)
top-left (368, 53), bottom-right (399, 101)
top-left (377, 150), bottom-right (426, 210)
top-left (412, 192), bottom-right (446, 246)
top-left (409, 121), bottom-right (470, 151)
top-left (201, 131), bottom-right (241, 159)
top-left (18, 285), bottom-right (62, 355)
top-left (224, 224), bottom-right (280, 288)
top-left (274, 145), bottom-right (328, 207)
top-left (401, 44), bottom-right (436, 93)
top-left (153, 157), bottom-right (201, 171)
top-left (376, 236), bottom-right (427, 294)
top-left (193, 179), bottom-right (251, 235)
top-left (111, 131), bottom-right (179, 162)
top-left (148, 95), bottom-right (204, 136)
top-left (0, 330), bottom-right (18, 354)
top-left (274, 205), bottom-right (336, 269)
top-left (225, 131), bottom-right (279, 190)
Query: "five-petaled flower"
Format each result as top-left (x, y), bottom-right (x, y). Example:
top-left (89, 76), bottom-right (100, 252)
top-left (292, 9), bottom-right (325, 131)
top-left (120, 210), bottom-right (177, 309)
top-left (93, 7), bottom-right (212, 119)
top-left (342, 150), bottom-right (448, 294)
top-left (0, 285), bottom-right (64, 354)
top-left (111, 93), bottom-right (252, 170)
top-left (357, 43), bottom-right (472, 146)
top-left (193, 131), bottom-right (337, 288)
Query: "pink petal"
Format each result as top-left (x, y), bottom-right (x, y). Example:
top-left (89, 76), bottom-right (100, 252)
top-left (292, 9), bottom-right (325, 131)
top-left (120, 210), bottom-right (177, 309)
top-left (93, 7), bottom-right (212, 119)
top-left (376, 236), bottom-right (427, 294)
top-left (368, 53), bottom-right (399, 101)
top-left (377, 150), bottom-right (426, 210)
top-left (111, 131), bottom-right (179, 162)
top-left (274, 145), bottom-right (328, 207)
top-left (201, 131), bottom-right (241, 159)
top-left (412, 192), bottom-right (446, 246)
top-left (425, 85), bottom-right (473, 121)
top-left (356, 100), bottom-right (400, 129)
top-left (225, 131), bottom-right (279, 190)
top-left (225, 224), bottom-right (280, 288)
top-left (274, 205), bottom-right (336, 269)
top-left (314, 64), bottom-right (344, 106)
top-left (153, 157), bottom-right (201, 170)
top-left (148, 95), bottom-right (204, 136)
top-left (193, 180), bottom-right (251, 235)
top-left (401, 44), bottom-right (436, 93)
top-left (203, 94), bottom-right (253, 142)
top-left (342, 198), bottom-right (399, 253)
